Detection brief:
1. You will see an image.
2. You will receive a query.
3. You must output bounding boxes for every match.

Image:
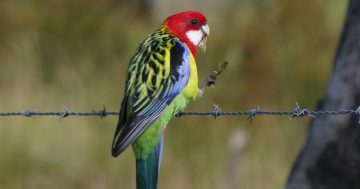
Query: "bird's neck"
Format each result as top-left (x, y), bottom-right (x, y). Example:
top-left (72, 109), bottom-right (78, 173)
top-left (162, 25), bottom-right (197, 57)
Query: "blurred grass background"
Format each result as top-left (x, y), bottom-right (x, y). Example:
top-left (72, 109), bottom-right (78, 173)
top-left (0, 0), bottom-right (348, 188)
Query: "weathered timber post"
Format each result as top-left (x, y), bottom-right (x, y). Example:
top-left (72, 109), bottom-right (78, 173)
top-left (286, 1), bottom-right (360, 188)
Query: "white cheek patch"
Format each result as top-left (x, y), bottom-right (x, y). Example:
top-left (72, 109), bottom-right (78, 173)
top-left (186, 30), bottom-right (203, 46)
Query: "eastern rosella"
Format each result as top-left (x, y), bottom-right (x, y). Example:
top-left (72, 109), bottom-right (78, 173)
top-left (111, 11), bottom-right (209, 189)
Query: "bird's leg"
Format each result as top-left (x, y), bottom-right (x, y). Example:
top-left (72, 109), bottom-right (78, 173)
top-left (198, 60), bottom-right (228, 97)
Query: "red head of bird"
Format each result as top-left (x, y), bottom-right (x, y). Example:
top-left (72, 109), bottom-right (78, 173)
top-left (164, 11), bottom-right (209, 56)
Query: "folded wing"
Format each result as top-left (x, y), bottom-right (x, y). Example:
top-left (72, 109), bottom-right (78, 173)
top-left (112, 36), bottom-right (190, 157)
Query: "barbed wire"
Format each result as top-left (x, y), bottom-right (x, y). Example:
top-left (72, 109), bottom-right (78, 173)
top-left (1, 103), bottom-right (360, 123)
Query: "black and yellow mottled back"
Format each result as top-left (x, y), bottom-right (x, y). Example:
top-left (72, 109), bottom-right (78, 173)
top-left (112, 26), bottom-right (191, 157)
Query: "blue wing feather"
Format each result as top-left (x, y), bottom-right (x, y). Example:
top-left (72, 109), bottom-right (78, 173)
top-left (112, 38), bottom-right (191, 156)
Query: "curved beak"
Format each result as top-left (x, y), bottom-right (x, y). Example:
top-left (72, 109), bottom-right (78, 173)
top-left (201, 24), bottom-right (210, 36)
top-left (199, 24), bottom-right (210, 52)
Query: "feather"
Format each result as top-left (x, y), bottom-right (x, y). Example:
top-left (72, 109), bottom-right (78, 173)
top-left (112, 28), bottom-right (191, 157)
top-left (135, 133), bottom-right (163, 189)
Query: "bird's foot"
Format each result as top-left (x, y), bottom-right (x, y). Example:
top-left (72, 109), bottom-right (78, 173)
top-left (199, 60), bottom-right (228, 97)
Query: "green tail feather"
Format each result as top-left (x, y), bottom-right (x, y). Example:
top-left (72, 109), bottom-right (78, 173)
top-left (136, 134), bottom-right (163, 189)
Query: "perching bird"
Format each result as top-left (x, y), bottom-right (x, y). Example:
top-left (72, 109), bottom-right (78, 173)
top-left (111, 11), bottom-right (209, 189)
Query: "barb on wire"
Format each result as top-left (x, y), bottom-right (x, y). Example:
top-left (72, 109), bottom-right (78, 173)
top-left (59, 105), bottom-right (69, 119)
top-left (23, 108), bottom-right (34, 117)
top-left (91, 106), bottom-right (108, 118)
top-left (211, 104), bottom-right (222, 119)
top-left (2, 104), bottom-right (360, 124)
top-left (355, 106), bottom-right (360, 124)
top-left (291, 102), bottom-right (316, 119)
top-left (247, 106), bottom-right (260, 123)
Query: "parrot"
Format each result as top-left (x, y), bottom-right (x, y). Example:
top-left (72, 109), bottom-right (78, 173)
top-left (111, 11), bottom-right (209, 189)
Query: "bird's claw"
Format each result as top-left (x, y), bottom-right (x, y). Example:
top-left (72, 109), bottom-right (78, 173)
top-left (198, 61), bottom-right (228, 97)
top-left (205, 75), bottom-right (218, 88)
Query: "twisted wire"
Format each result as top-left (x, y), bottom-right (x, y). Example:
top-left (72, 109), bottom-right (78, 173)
top-left (1, 103), bottom-right (360, 123)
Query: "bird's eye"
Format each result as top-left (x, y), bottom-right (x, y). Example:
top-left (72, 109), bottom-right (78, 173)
top-left (190, 19), bottom-right (199, 25)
